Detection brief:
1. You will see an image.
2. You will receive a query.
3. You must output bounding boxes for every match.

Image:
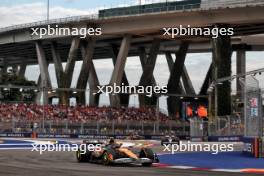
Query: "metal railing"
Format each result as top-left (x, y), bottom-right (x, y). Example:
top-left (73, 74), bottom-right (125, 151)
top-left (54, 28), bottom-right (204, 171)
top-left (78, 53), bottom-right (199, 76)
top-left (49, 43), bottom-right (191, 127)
top-left (1, 0), bottom-right (264, 34)
top-left (0, 118), bottom-right (189, 136)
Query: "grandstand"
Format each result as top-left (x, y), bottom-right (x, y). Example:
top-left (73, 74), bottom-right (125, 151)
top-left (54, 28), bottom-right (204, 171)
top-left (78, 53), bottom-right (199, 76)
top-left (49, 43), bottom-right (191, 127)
top-left (0, 103), bottom-right (190, 136)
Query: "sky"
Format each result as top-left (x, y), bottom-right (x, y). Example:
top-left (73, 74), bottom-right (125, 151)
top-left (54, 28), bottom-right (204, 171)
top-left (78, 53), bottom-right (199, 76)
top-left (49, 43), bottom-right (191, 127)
top-left (1, 0), bottom-right (264, 109)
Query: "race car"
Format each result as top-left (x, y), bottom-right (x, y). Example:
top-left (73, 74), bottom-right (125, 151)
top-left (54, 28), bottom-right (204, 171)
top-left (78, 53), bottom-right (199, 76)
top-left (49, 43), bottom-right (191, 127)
top-left (76, 139), bottom-right (159, 166)
top-left (161, 135), bottom-right (180, 146)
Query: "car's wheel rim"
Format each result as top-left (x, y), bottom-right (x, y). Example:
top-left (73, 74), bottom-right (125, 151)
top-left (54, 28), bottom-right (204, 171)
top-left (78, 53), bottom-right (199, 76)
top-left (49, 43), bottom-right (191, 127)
top-left (77, 150), bottom-right (81, 160)
top-left (103, 153), bottom-right (110, 165)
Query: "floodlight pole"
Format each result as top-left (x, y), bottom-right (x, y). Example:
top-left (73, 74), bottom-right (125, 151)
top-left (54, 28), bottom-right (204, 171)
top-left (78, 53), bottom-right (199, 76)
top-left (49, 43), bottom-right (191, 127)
top-left (215, 83), bottom-right (218, 118)
top-left (42, 86), bottom-right (45, 133)
top-left (47, 0), bottom-right (50, 21)
top-left (156, 94), bottom-right (160, 134)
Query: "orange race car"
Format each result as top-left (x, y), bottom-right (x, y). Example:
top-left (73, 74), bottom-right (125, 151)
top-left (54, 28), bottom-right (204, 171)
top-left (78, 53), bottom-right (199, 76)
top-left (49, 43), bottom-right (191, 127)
top-left (76, 138), bottom-right (159, 166)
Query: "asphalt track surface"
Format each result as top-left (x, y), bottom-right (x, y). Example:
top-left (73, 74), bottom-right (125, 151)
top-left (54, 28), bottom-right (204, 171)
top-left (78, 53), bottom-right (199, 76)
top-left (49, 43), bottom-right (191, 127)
top-left (0, 150), bottom-right (262, 176)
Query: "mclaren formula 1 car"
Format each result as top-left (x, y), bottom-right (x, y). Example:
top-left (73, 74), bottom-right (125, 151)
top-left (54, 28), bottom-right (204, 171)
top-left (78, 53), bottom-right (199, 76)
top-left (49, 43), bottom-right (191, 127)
top-left (161, 135), bottom-right (180, 146)
top-left (76, 140), bottom-right (159, 166)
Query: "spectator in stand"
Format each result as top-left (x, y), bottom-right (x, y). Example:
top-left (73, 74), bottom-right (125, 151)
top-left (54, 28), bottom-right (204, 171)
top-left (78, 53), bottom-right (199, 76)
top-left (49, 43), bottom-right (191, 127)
top-left (0, 103), bottom-right (168, 123)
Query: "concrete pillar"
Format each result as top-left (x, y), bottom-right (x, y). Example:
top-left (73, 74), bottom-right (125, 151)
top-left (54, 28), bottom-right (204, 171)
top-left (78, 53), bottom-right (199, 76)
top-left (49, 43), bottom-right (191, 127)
top-left (0, 58), bottom-right (4, 99)
top-left (110, 44), bottom-right (130, 107)
top-left (76, 38), bottom-right (96, 105)
top-left (51, 42), bottom-right (64, 88)
top-left (64, 37), bottom-right (80, 105)
top-left (88, 58), bottom-right (100, 106)
top-left (109, 35), bottom-right (131, 107)
top-left (11, 65), bottom-right (18, 75)
top-left (17, 64), bottom-right (27, 78)
top-left (2, 65), bottom-right (7, 74)
top-left (37, 64), bottom-right (52, 88)
top-left (35, 41), bottom-right (51, 105)
top-left (199, 63), bottom-right (212, 95)
top-left (51, 42), bottom-right (65, 106)
top-left (138, 39), bottom-right (160, 107)
top-left (212, 33), bottom-right (232, 116)
top-left (165, 52), bottom-right (185, 94)
top-left (236, 50), bottom-right (246, 98)
top-left (182, 66), bottom-right (195, 95)
top-left (36, 65), bottom-right (52, 104)
top-left (139, 47), bottom-right (157, 86)
top-left (167, 42), bottom-right (189, 119)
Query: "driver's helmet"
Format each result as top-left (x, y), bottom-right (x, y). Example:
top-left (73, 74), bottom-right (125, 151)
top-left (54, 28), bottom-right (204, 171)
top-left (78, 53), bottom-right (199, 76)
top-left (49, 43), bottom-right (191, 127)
top-left (109, 137), bottom-right (115, 145)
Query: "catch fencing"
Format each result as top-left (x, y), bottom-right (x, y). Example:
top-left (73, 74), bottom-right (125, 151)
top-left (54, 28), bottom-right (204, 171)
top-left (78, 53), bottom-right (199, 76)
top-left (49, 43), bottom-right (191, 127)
top-left (190, 115), bottom-right (244, 138)
top-left (0, 118), bottom-right (189, 136)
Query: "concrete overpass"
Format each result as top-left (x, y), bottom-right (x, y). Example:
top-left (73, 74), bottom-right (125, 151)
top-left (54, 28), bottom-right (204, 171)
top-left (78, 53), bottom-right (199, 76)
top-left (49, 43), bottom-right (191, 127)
top-left (1, 0), bottom-right (264, 118)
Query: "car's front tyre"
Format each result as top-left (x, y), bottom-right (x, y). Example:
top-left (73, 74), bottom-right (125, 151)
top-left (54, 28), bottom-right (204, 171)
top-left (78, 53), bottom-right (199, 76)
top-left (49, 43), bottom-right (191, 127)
top-left (76, 149), bottom-right (89, 162)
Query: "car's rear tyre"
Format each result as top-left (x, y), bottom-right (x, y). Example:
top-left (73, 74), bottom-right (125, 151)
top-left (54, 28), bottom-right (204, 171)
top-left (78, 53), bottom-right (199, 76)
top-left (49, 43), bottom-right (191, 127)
top-left (140, 148), bottom-right (155, 166)
top-left (102, 152), bottom-right (113, 165)
top-left (140, 148), bottom-right (154, 160)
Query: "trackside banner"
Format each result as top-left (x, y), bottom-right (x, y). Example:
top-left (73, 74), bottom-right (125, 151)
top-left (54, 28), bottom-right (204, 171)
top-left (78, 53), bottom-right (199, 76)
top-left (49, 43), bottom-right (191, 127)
top-left (0, 133), bottom-right (31, 138)
top-left (0, 133), bottom-right (189, 140)
top-left (208, 136), bottom-right (243, 142)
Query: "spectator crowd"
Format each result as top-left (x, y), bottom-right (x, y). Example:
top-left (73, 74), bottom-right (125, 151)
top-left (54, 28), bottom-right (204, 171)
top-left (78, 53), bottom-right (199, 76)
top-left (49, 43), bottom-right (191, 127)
top-left (0, 103), bottom-right (169, 123)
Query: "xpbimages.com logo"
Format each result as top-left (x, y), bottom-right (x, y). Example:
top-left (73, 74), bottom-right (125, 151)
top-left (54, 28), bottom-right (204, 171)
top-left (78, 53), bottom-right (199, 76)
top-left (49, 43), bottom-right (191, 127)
top-left (31, 25), bottom-right (102, 39)
top-left (163, 141), bottom-right (234, 154)
top-left (31, 143), bottom-right (102, 155)
top-left (94, 83), bottom-right (168, 97)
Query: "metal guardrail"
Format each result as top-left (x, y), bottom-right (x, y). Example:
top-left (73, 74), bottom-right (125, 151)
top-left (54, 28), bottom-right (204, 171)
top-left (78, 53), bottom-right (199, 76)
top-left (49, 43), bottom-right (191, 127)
top-left (0, 0), bottom-right (264, 34)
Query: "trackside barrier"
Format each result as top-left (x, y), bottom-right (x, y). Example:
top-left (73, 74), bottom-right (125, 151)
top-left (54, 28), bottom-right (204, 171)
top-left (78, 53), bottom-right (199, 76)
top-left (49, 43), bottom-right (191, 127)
top-left (1, 119), bottom-right (190, 137)
top-left (243, 137), bottom-right (264, 158)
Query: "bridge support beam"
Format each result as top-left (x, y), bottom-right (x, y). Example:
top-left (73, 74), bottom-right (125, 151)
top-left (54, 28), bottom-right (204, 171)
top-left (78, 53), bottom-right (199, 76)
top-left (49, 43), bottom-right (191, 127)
top-left (11, 66), bottom-right (18, 75)
top-left (88, 57), bottom-right (100, 106)
top-left (165, 52), bottom-right (185, 94)
top-left (0, 58), bottom-right (4, 87)
top-left (139, 39), bottom-right (160, 107)
top-left (63, 37), bottom-right (80, 105)
top-left (35, 41), bottom-right (51, 105)
top-left (17, 64), bottom-right (27, 78)
top-left (76, 38), bottom-right (96, 105)
top-left (199, 63), bottom-right (213, 95)
top-left (36, 64), bottom-right (52, 104)
top-left (212, 34), bottom-right (232, 116)
top-left (110, 44), bottom-right (130, 107)
top-left (51, 42), bottom-right (64, 104)
top-left (138, 47), bottom-right (157, 107)
top-left (109, 35), bottom-right (131, 107)
top-left (51, 38), bottom-right (80, 105)
top-left (236, 50), bottom-right (246, 98)
top-left (182, 65), bottom-right (195, 95)
top-left (167, 42), bottom-right (189, 119)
